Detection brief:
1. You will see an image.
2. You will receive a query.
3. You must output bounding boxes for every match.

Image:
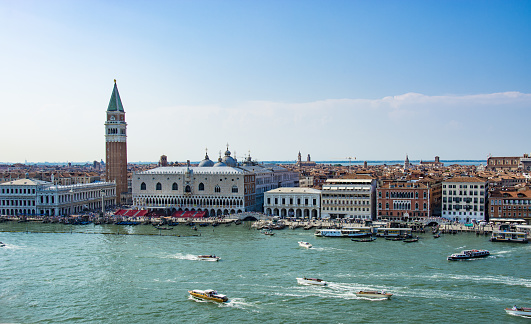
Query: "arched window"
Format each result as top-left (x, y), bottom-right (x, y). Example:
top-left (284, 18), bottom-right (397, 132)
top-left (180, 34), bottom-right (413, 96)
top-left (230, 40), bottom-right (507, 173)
top-left (199, 183), bottom-right (205, 191)
top-left (156, 182), bottom-right (162, 190)
top-left (215, 185), bottom-right (221, 193)
top-left (185, 185), bottom-right (191, 193)
top-left (232, 186), bottom-right (238, 193)
top-left (140, 182), bottom-right (146, 190)
top-left (172, 183), bottom-right (178, 190)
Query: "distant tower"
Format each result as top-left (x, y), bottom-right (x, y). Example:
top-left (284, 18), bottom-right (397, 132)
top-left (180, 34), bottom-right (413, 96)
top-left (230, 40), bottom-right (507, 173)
top-left (298, 151), bottom-right (302, 163)
top-left (105, 79), bottom-right (128, 204)
top-left (404, 154), bottom-right (410, 170)
top-left (159, 155), bottom-right (168, 167)
top-left (307, 154), bottom-right (311, 162)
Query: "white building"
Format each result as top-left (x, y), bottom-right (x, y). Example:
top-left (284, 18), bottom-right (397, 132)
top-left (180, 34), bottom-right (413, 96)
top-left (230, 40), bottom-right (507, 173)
top-left (441, 176), bottom-right (487, 223)
top-left (264, 187), bottom-right (321, 219)
top-left (132, 150), bottom-right (298, 216)
top-left (0, 178), bottom-right (116, 217)
top-left (321, 177), bottom-right (376, 220)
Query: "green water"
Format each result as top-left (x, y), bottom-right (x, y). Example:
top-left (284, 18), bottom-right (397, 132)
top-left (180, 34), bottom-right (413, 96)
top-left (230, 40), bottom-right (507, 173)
top-left (0, 223), bottom-right (529, 323)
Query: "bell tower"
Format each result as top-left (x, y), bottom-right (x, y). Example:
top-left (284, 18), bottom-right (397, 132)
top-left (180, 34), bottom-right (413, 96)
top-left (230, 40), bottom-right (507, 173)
top-left (105, 79), bottom-right (128, 204)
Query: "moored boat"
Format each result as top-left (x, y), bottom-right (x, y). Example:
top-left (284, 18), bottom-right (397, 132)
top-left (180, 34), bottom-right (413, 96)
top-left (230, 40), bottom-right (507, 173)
top-left (355, 290), bottom-right (392, 299)
top-left (188, 289), bottom-right (228, 302)
top-left (298, 241), bottom-right (312, 248)
top-left (505, 306), bottom-right (531, 317)
top-left (447, 249), bottom-right (490, 261)
top-left (296, 277), bottom-right (327, 286)
top-left (490, 231), bottom-right (528, 243)
top-left (351, 238), bottom-right (376, 242)
top-left (197, 255), bottom-right (220, 261)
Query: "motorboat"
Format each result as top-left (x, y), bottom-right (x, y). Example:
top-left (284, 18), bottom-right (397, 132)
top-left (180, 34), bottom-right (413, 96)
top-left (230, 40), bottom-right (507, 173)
top-left (447, 249), bottom-right (490, 261)
top-left (188, 289), bottom-right (228, 302)
top-left (296, 277), bottom-right (327, 286)
top-left (355, 290), bottom-right (392, 299)
top-left (505, 306), bottom-right (531, 317)
top-left (298, 241), bottom-right (312, 248)
top-left (262, 230), bottom-right (275, 236)
top-left (403, 238), bottom-right (419, 243)
top-left (0, 242), bottom-right (5, 247)
top-left (197, 255), bottom-right (220, 261)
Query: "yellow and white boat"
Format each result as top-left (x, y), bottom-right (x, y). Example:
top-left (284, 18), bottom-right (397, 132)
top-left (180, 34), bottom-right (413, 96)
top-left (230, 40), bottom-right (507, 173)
top-left (188, 289), bottom-right (228, 302)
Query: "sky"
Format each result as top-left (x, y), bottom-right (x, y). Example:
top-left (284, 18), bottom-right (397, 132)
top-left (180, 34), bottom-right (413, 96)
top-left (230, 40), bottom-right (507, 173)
top-left (1, 0), bottom-right (530, 163)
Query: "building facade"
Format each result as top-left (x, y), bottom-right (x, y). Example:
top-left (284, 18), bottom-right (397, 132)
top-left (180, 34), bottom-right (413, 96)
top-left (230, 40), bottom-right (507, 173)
top-left (132, 165), bottom-right (252, 216)
top-left (105, 80), bottom-right (128, 204)
top-left (441, 177), bottom-right (487, 223)
top-left (321, 177), bottom-right (376, 220)
top-left (377, 181), bottom-right (430, 221)
top-left (0, 178), bottom-right (116, 217)
top-left (131, 150), bottom-right (298, 216)
top-left (488, 188), bottom-right (531, 224)
top-left (264, 187), bottom-right (321, 219)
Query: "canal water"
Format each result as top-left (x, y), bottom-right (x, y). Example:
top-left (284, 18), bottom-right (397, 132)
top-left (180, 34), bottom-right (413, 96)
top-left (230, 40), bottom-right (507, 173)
top-left (0, 222), bottom-right (529, 323)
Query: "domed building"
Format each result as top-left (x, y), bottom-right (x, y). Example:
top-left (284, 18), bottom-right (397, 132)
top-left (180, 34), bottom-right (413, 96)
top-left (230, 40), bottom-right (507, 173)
top-left (198, 151), bottom-right (215, 167)
top-left (221, 147), bottom-right (237, 167)
top-left (132, 148), bottom-right (299, 217)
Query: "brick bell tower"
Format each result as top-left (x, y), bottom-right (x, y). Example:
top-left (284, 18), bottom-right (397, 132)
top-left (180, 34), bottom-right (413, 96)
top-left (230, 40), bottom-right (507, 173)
top-left (105, 79), bottom-right (128, 204)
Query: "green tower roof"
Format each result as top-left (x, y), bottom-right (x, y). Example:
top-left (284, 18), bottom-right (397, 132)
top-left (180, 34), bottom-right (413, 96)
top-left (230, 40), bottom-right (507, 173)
top-left (107, 79), bottom-right (124, 112)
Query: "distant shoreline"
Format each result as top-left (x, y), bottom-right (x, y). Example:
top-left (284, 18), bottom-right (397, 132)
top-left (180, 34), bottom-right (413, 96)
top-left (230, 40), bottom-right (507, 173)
top-left (2, 160), bottom-right (487, 166)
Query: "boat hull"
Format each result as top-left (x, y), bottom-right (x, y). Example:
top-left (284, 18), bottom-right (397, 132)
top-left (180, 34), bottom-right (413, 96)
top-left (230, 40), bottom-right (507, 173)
top-left (197, 256), bottom-right (220, 261)
top-left (188, 290), bottom-right (228, 303)
top-left (505, 308), bottom-right (531, 317)
top-left (296, 278), bottom-right (327, 286)
top-left (356, 291), bottom-right (392, 299)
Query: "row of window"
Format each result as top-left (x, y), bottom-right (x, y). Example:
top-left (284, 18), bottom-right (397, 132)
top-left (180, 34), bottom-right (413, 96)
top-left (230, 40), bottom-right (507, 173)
top-left (140, 182), bottom-right (239, 193)
top-left (379, 202), bottom-right (427, 210)
top-left (490, 199), bottom-right (531, 205)
top-left (1, 200), bottom-right (35, 206)
top-left (443, 190), bottom-right (482, 196)
top-left (323, 200), bottom-right (367, 205)
top-left (324, 207), bottom-right (368, 212)
top-left (267, 198), bottom-right (317, 206)
top-left (443, 205), bottom-right (484, 211)
top-left (443, 184), bottom-right (484, 189)
top-left (378, 191), bottom-right (427, 199)
top-left (1, 188), bottom-right (36, 194)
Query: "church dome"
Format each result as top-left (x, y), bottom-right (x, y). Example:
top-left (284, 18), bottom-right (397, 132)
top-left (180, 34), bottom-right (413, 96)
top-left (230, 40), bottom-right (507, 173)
top-left (198, 152), bottom-right (214, 167)
top-left (213, 161), bottom-right (227, 167)
top-left (221, 147), bottom-right (237, 167)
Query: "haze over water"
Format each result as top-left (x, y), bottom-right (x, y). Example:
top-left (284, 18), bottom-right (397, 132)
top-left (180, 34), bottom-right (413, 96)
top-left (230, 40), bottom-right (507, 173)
top-left (1, 223), bottom-right (529, 323)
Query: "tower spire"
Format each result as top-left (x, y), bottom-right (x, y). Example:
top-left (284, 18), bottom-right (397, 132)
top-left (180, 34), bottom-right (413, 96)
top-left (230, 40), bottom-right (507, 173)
top-left (107, 80), bottom-right (124, 112)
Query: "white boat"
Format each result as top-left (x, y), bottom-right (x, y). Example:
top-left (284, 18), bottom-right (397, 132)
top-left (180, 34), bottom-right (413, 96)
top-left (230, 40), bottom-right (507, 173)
top-left (355, 290), bottom-right (393, 299)
top-left (197, 255), bottom-right (220, 261)
top-left (505, 306), bottom-right (531, 317)
top-left (447, 249), bottom-right (490, 261)
top-left (298, 241), bottom-right (312, 248)
top-left (490, 231), bottom-right (528, 243)
top-left (296, 277), bottom-right (327, 286)
top-left (188, 289), bottom-right (228, 302)
top-left (314, 227), bottom-right (373, 238)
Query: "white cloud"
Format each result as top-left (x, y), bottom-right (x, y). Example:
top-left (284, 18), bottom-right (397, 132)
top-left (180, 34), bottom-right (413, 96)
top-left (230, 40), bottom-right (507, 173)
top-left (2, 91), bottom-right (530, 162)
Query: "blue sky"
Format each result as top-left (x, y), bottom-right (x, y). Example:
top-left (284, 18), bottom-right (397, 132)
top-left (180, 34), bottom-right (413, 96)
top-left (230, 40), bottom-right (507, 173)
top-left (1, 1), bottom-right (530, 163)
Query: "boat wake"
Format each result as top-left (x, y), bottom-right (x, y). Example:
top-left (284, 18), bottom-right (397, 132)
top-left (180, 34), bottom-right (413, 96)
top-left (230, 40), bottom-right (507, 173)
top-left (223, 298), bottom-right (260, 312)
top-left (168, 253), bottom-right (201, 261)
